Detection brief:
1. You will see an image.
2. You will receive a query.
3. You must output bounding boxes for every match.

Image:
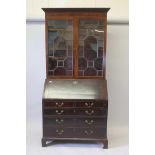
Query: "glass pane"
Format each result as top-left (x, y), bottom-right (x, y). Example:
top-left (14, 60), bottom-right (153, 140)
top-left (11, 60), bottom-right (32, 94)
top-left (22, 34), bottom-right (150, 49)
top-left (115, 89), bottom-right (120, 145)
top-left (48, 20), bottom-right (73, 76)
top-left (78, 19), bottom-right (104, 77)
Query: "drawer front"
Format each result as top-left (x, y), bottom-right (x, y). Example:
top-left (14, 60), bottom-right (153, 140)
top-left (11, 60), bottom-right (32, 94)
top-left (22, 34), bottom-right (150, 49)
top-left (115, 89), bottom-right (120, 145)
top-left (43, 126), bottom-right (74, 138)
top-left (44, 100), bottom-right (74, 108)
top-left (44, 118), bottom-right (75, 126)
top-left (76, 118), bottom-right (107, 127)
top-left (76, 108), bottom-right (107, 116)
top-left (44, 109), bottom-right (74, 115)
top-left (43, 100), bottom-right (107, 108)
top-left (44, 108), bottom-right (107, 116)
top-left (76, 101), bottom-right (107, 108)
top-left (75, 128), bottom-right (107, 139)
top-left (43, 127), bottom-right (106, 139)
top-left (43, 117), bottom-right (107, 127)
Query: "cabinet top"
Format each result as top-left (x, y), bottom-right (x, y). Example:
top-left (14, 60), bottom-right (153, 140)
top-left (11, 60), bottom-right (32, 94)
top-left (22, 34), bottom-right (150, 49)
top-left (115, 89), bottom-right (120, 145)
top-left (43, 79), bottom-right (108, 100)
top-left (42, 8), bottom-right (110, 13)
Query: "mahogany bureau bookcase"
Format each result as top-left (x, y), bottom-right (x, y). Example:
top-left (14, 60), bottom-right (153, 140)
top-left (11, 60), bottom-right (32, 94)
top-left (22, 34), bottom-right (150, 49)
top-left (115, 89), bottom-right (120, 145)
top-left (41, 8), bottom-right (110, 149)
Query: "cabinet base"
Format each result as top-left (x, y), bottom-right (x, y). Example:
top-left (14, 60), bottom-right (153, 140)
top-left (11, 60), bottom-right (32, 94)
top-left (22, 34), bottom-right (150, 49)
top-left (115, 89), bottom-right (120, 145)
top-left (41, 137), bottom-right (108, 149)
top-left (42, 138), bottom-right (54, 147)
top-left (102, 139), bottom-right (108, 149)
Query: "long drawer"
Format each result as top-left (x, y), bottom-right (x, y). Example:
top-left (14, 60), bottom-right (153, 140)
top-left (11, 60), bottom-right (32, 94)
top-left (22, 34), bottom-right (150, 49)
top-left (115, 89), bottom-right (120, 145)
top-left (43, 117), bottom-right (107, 127)
top-left (44, 108), bottom-right (107, 116)
top-left (43, 126), bottom-right (106, 139)
top-left (43, 100), bottom-right (107, 108)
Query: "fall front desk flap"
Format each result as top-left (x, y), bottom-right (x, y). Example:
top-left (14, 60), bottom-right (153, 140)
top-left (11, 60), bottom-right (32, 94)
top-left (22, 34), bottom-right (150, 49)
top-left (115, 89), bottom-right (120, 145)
top-left (43, 79), bottom-right (108, 100)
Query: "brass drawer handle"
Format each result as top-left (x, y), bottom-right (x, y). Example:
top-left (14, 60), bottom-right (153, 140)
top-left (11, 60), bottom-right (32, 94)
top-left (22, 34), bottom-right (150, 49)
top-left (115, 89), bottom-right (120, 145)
top-left (85, 119), bottom-right (94, 125)
top-left (56, 129), bottom-right (64, 135)
top-left (56, 102), bottom-right (64, 107)
top-left (85, 102), bottom-right (94, 107)
top-left (56, 110), bottom-right (64, 115)
top-left (56, 119), bottom-right (64, 124)
top-left (84, 130), bottom-right (93, 135)
top-left (85, 110), bottom-right (94, 115)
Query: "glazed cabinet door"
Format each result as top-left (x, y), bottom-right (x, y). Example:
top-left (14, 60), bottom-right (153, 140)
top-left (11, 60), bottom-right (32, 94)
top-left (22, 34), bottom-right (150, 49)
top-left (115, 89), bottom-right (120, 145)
top-left (78, 18), bottom-right (105, 78)
top-left (46, 16), bottom-right (106, 79)
top-left (47, 19), bottom-right (74, 77)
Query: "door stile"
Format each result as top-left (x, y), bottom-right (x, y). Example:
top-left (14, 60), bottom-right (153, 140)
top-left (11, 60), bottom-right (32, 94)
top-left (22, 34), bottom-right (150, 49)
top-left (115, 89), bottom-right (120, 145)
top-left (73, 17), bottom-right (79, 79)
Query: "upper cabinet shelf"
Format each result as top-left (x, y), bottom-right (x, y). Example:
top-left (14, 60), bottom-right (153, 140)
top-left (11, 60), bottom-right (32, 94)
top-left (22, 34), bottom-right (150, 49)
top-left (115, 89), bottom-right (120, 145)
top-left (43, 8), bottom-right (110, 79)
